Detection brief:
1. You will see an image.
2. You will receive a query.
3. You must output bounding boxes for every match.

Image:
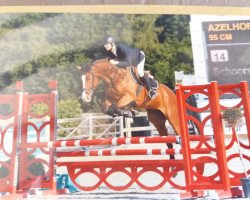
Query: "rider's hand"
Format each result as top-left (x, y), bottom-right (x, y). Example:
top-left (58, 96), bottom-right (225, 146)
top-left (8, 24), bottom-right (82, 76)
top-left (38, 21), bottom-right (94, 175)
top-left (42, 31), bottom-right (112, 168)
top-left (110, 59), bottom-right (119, 65)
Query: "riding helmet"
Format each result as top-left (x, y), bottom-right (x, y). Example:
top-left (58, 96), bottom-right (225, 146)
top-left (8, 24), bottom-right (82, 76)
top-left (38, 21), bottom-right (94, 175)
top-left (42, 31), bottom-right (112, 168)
top-left (103, 35), bottom-right (115, 45)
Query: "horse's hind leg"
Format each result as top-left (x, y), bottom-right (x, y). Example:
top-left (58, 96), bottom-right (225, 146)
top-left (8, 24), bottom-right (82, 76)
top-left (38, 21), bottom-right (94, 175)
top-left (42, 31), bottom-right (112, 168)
top-left (147, 109), bottom-right (175, 159)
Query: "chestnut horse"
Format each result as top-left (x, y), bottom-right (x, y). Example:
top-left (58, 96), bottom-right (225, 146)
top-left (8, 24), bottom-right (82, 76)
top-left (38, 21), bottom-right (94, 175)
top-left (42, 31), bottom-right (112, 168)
top-left (81, 59), bottom-right (181, 157)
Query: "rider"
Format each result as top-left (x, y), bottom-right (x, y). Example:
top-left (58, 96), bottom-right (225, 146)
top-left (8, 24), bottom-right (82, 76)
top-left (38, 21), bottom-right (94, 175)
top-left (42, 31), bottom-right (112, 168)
top-left (102, 35), bottom-right (157, 99)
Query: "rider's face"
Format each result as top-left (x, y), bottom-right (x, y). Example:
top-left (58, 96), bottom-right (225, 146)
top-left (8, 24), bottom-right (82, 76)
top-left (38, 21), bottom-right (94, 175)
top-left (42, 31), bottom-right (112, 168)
top-left (104, 43), bottom-right (112, 51)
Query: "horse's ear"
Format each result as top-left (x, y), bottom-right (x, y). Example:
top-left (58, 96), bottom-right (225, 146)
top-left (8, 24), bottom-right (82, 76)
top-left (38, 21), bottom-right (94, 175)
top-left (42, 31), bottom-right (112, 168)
top-left (77, 64), bottom-right (90, 73)
top-left (76, 65), bottom-right (82, 71)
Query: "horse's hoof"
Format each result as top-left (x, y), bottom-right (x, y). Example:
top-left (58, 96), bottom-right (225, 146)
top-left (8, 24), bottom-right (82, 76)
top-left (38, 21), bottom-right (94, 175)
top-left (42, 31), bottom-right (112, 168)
top-left (131, 110), bottom-right (139, 117)
top-left (125, 113), bottom-right (133, 118)
top-left (111, 113), bottom-right (119, 118)
top-left (121, 110), bottom-right (133, 118)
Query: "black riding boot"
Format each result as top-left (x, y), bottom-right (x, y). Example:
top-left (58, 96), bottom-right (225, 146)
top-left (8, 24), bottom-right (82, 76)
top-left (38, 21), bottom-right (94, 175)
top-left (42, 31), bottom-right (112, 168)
top-left (140, 76), bottom-right (157, 99)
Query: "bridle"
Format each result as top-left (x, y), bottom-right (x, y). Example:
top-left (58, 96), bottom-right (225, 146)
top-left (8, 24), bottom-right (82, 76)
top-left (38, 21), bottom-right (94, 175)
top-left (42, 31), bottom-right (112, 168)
top-left (82, 64), bottom-right (112, 95)
top-left (82, 67), bottom-right (95, 96)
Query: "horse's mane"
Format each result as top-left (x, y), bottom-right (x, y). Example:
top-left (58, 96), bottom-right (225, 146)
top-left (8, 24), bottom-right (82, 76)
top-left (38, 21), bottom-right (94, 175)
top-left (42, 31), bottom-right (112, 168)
top-left (82, 58), bottom-right (127, 74)
top-left (94, 58), bottom-right (127, 72)
top-left (81, 59), bottom-right (108, 73)
top-left (92, 58), bottom-right (109, 66)
top-left (81, 65), bottom-right (89, 73)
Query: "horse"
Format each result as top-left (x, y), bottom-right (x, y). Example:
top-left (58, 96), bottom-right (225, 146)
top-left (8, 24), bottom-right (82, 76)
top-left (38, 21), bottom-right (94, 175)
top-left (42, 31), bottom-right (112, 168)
top-left (81, 58), bottom-right (181, 158)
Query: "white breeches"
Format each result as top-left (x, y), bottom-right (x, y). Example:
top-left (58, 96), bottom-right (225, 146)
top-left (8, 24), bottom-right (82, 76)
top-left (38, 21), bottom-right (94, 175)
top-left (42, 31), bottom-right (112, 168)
top-left (137, 51), bottom-right (145, 77)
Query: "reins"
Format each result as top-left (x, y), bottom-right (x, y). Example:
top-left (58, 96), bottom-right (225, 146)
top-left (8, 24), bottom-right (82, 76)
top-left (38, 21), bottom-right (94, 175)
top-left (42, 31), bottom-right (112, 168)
top-left (87, 60), bottom-right (127, 92)
top-left (93, 60), bottom-right (126, 81)
top-left (108, 63), bottom-right (127, 81)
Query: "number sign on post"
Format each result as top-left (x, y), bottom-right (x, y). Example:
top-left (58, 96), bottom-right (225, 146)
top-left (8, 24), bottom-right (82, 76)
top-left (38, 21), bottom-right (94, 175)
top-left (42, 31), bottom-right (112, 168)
top-left (202, 20), bottom-right (250, 90)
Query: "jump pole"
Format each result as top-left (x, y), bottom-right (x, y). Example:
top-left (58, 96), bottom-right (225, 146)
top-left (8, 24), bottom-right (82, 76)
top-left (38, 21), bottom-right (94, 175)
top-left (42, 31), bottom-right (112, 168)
top-left (56, 147), bottom-right (211, 157)
top-left (21, 135), bottom-right (212, 149)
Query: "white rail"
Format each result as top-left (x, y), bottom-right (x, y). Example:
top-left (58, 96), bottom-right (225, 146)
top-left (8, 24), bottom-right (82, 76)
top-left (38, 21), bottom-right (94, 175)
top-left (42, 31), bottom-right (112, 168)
top-left (57, 112), bottom-right (158, 140)
top-left (57, 111), bottom-right (248, 140)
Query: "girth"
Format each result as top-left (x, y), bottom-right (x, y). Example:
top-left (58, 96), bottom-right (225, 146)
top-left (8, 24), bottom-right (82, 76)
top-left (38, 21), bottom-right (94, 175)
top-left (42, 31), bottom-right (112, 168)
top-left (128, 66), bottom-right (141, 84)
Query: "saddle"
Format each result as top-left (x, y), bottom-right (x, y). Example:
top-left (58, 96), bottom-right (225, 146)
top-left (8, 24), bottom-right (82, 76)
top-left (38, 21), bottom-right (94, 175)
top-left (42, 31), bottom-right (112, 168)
top-left (128, 66), bottom-right (158, 89)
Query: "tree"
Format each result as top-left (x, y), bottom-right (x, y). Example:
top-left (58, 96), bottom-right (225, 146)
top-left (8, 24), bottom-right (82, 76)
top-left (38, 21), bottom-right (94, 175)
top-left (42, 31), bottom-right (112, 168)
top-left (0, 13), bottom-right (194, 112)
top-left (154, 15), bottom-right (193, 88)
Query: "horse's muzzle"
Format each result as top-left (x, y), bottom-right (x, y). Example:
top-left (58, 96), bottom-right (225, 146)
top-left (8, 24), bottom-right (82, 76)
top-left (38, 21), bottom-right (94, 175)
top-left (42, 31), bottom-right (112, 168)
top-left (82, 90), bottom-right (92, 102)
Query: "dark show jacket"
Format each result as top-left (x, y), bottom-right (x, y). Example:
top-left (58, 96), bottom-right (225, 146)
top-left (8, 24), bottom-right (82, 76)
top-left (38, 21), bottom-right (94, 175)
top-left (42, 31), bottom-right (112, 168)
top-left (107, 43), bottom-right (144, 68)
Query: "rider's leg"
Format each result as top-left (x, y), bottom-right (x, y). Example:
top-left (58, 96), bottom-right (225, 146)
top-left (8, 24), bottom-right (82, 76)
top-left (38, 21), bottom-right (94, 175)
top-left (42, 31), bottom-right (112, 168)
top-left (137, 52), bottom-right (157, 99)
top-left (140, 76), bottom-right (157, 99)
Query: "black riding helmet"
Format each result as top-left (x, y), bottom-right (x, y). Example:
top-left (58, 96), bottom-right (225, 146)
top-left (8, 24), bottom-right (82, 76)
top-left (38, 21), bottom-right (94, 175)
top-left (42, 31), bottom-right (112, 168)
top-left (103, 35), bottom-right (115, 45)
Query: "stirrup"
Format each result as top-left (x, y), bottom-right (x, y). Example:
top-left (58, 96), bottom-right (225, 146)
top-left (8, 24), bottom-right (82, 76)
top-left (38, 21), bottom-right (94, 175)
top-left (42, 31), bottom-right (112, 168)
top-left (149, 89), bottom-right (157, 99)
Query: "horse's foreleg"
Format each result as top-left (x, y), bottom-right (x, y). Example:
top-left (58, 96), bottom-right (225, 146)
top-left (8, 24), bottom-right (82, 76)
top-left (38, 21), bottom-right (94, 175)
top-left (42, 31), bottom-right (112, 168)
top-left (102, 94), bottom-right (136, 118)
top-left (113, 95), bottom-right (138, 118)
top-left (113, 107), bottom-right (134, 118)
top-left (115, 95), bottom-right (134, 108)
top-left (101, 101), bottom-right (118, 117)
top-left (103, 106), bottom-right (119, 117)
top-left (102, 102), bottom-right (134, 118)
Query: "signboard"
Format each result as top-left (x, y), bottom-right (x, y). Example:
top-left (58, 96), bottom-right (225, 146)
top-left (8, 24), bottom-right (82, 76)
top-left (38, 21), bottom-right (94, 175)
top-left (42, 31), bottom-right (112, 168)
top-left (202, 20), bottom-right (250, 88)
